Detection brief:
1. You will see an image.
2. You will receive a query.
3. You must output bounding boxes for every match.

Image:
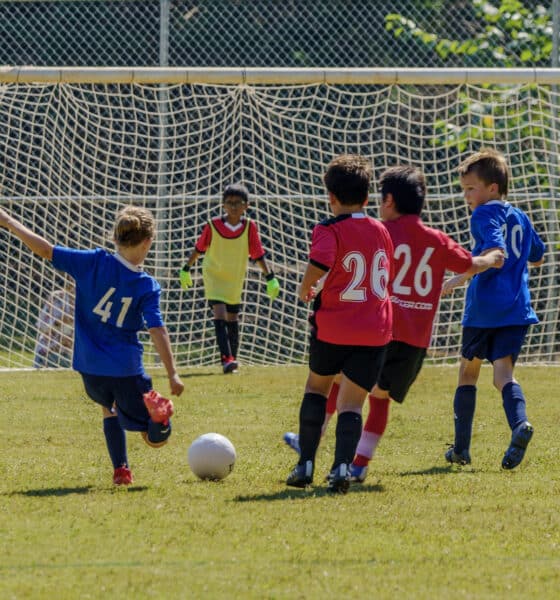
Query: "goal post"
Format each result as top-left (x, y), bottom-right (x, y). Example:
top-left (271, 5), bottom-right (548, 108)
top-left (0, 67), bottom-right (558, 369)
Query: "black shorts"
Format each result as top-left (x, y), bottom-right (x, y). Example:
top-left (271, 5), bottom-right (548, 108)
top-left (81, 372), bottom-right (153, 432)
top-left (377, 340), bottom-right (427, 403)
top-left (309, 333), bottom-right (387, 392)
top-left (461, 325), bottom-right (529, 364)
top-left (208, 300), bottom-right (241, 314)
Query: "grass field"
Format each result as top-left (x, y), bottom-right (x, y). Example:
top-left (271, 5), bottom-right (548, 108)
top-left (1, 364), bottom-right (559, 599)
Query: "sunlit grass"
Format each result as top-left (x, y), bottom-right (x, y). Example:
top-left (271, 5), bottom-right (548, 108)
top-left (1, 365), bottom-right (559, 599)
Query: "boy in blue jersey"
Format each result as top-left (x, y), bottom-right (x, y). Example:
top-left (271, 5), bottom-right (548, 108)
top-left (442, 149), bottom-right (545, 469)
top-left (0, 206), bottom-right (184, 485)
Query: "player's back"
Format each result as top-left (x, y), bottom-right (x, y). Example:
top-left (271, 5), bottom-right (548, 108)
top-left (312, 214), bottom-right (393, 347)
top-left (384, 214), bottom-right (472, 347)
top-left (52, 247), bottom-right (162, 376)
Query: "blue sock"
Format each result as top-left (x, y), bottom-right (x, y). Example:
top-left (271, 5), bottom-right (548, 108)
top-left (103, 416), bottom-right (128, 468)
top-left (502, 382), bottom-right (527, 431)
top-left (453, 385), bottom-right (476, 454)
top-left (148, 419), bottom-right (172, 444)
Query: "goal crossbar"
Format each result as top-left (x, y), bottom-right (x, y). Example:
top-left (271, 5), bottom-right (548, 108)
top-left (2, 66), bottom-right (560, 85)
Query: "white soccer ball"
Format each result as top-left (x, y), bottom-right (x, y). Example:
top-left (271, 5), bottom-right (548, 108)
top-left (188, 433), bottom-right (236, 481)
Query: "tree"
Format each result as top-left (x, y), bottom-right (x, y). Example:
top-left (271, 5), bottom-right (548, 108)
top-left (385, 0), bottom-right (552, 67)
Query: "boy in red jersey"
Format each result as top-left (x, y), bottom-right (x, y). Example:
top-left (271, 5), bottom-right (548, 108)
top-left (286, 154), bottom-right (394, 494)
top-left (179, 184), bottom-right (280, 373)
top-left (349, 165), bottom-right (504, 482)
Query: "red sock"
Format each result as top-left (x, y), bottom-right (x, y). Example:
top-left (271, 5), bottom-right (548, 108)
top-left (364, 395), bottom-right (390, 435)
top-left (326, 381), bottom-right (339, 416)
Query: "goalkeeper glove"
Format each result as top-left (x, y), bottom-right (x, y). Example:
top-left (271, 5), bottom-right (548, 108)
top-left (265, 272), bottom-right (280, 301)
top-left (179, 265), bottom-right (193, 290)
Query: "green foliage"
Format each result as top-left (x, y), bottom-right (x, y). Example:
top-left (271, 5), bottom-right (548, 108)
top-left (1, 366), bottom-right (560, 598)
top-left (386, 1), bottom-right (552, 66)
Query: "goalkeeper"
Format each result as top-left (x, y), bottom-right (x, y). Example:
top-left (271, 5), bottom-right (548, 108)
top-left (179, 183), bottom-right (280, 374)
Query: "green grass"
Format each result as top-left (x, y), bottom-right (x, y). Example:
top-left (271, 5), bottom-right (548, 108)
top-left (1, 365), bottom-right (559, 599)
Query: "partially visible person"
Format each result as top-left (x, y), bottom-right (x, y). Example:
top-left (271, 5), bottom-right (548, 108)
top-left (179, 183), bottom-right (280, 374)
top-left (33, 277), bottom-right (74, 369)
top-left (443, 149), bottom-right (545, 470)
top-left (0, 205), bottom-right (184, 486)
top-left (286, 154), bottom-right (393, 494)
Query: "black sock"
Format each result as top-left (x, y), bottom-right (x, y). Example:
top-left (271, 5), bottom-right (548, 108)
top-left (453, 385), bottom-right (476, 453)
top-left (333, 411), bottom-right (362, 468)
top-left (226, 321), bottom-right (239, 358)
top-left (298, 392), bottom-right (326, 464)
top-left (103, 416), bottom-right (128, 468)
top-left (213, 319), bottom-right (232, 358)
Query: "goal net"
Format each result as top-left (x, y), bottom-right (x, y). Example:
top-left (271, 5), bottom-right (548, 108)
top-left (0, 68), bottom-right (558, 369)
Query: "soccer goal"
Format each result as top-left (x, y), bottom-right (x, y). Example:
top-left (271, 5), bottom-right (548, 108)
top-left (0, 67), bottom-right (559, 369)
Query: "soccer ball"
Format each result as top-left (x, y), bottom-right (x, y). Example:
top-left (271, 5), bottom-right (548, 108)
top-left (188, 433), bottom-right (236, 481)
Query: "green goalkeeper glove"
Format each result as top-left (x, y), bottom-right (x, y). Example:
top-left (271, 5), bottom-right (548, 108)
top-left (265, 272), bottom-right (280, 301)
top-left (179, 265), bottom-right (193, 290)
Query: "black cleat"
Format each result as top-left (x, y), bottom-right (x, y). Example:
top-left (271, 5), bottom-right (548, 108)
top-left (286, 460), bottom-right (313, 488)
top-left (445, 446), bottom-right (472, 465)
top-left (327, 463), bottom-right (351, 494)
top-left (502, 421), bottom-right (533, 470)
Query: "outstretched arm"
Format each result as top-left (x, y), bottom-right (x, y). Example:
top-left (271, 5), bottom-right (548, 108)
top-left (148, 326), bottom-right (184, 397)
top-left (442, 247), bottom-right (504, 296)
top-left (0, 208), bottom-right (54, 260)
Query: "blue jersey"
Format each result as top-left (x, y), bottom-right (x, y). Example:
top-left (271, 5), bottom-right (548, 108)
top-left (52, 247), bottom-right (164, 376)
top-left (463, 200), bottom-right (545, 328)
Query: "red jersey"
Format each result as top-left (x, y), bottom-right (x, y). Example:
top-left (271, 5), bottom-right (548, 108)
top-left (384, 214), bottom-right (473, 348)
top-left (309, 213), bottom-right (393, 346)
top-left (194, 216), bottom-right (265, 260)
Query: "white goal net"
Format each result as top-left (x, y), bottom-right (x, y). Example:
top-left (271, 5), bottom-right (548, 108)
top-left (0, 68), bottom-right (558, 369)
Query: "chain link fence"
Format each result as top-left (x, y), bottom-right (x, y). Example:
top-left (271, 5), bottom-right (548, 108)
top-left (0, 0), bottom-right (556, 68)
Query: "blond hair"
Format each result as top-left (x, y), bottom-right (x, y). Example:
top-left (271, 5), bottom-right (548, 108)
top-left (113, 206), bottom-right (155, 247)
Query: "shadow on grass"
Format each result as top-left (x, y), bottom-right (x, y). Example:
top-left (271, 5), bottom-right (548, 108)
top-left (179, 371), bottom-right (218, 379)
top-left (9, 485), bottom-right (149, 497)
top-left (398, 465), bottom-right (475, 476)
top-left (234, 482), bottom-right (384, 502)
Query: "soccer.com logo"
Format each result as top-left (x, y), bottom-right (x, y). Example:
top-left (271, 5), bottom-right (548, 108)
top-left (390, 296), bottom-right (433, 311)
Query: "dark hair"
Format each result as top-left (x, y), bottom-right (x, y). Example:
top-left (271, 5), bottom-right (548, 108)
top-left (113, 206), bottom-right (155, 247)
top-left (458, 148), bottom-right (509, 197)
top-left (323, 154), bottom-right (372, 206)
top-left (223, 183), bottom-right (249, 204)
top-left (379, 165), bottom-right (426, 215)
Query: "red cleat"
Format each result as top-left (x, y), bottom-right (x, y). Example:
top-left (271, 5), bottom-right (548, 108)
top-left (143, 389), bottom-right (174, 424)
top-left (113, 466), bottom-right (133, 485)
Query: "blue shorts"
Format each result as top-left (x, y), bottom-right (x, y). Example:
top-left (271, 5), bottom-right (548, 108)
top-left (461, 325), bottom-right (529, 364)
top-left (309, 333), bottom-right (387, 392)
top-left (80, 372), bottom-right (153, 432)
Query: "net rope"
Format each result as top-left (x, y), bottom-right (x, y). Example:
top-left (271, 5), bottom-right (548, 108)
top-left (0, 79), bottom-right (558, 368)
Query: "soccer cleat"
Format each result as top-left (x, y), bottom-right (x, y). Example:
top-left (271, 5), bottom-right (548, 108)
top-left (327, 463), bottom-right (351, 494)
top-left (143, 389), bottom-right (174, 425)
top-left (222, 355), bottom-right (238, 374)
top-left (286, 460), bottom-right (313, 488)
top-left (502, 421), bottom-right (534, 470)
top-left (349, 463), bottom-right (368, 483)
top-left (283, 432), bottom-right (301, 454)
top-left (445, 446), bottom-right (472, 465)
top-left (113, 466), bottom-right (133, 486)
